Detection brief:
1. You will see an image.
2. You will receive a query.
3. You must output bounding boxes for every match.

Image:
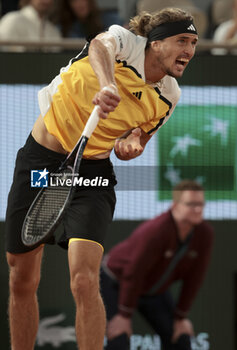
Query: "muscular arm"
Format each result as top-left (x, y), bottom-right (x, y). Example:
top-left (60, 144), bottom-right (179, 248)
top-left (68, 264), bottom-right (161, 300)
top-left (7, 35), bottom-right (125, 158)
top-left (89, 33), bottom-right (120, 119)
top-left (89, 31), bottom-right (151, 158)
top-left (89, 33), bottom-right (117, 89)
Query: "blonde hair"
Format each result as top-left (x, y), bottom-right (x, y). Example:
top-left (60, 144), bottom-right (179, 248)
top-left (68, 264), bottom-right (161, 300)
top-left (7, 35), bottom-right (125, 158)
top-left (129, 7), bottom-right (193, 37)
top-left (172, 180), bottom-right (204, 202)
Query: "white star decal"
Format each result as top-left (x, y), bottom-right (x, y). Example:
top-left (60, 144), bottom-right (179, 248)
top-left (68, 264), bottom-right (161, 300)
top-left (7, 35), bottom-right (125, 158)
top-left (170, 134), bottom-right (201, 157)
top-left (164, 164), bottom-right (181, 186)
top-left (38, 168), bottom-right (49, 181)
top-left (194, 176), bottom-right (205, 185)
top-left (204, 116), bottom-right (229, 145)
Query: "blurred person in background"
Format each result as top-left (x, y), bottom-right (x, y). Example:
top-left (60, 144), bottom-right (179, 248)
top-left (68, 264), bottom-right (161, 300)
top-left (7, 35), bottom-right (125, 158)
top-left (213, 0), bottom-right (237, 54)
top-left (52, 0), bottom-right (104, 40)
top-left (136, 0), bottom-right (208, 38)
top-left (117, 0), bottom-right (137, 28)
top-left (101, 180), bottom-right (214, 350)
top-left (52, 0), bottom-right (122, 40)
top-left (0, 0), bottom-right (61, 47)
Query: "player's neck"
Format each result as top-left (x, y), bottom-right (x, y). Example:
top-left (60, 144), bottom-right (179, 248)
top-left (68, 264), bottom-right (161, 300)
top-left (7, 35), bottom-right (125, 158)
top-left (144, 50), bottom-right (166, 83)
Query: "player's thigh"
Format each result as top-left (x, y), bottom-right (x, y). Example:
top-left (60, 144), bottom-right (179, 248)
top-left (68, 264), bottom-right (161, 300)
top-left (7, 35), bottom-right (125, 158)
top-left (68, 239), bottom-right (104, 296)
top-left (68, 239), bottom-right (104, 275)
top-left (7, 245), bottom-right (44, 290)
top-left (5, 134), bottom-right (65, 254)
top-left (59, 187), bottom-right (116, 249)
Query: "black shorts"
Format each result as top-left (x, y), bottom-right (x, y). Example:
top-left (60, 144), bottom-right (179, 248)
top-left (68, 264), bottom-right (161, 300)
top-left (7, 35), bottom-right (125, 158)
top-left (5, 134), bottom-right (117, 254)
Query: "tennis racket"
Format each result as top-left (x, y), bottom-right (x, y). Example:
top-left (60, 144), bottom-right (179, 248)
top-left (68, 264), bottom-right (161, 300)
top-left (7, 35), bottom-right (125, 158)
top-left (21, 98), bottom-right (105, 248)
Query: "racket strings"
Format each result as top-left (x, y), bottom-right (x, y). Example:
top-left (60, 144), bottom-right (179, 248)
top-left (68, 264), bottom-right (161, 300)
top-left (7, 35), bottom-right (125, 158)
top-left (23, 186), bottom-right (71, 242)
top-left (22, 138), bottom-right (88, 247)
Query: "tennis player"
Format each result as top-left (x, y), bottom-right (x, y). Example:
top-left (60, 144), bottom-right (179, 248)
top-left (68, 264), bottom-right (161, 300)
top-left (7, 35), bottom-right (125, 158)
top-left (101, 180), bottom-right (214, 350)
top-left (5, 8), bottom-right (198, 350)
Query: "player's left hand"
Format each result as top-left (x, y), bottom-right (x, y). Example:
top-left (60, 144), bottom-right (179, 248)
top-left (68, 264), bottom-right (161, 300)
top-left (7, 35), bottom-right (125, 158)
top-left (171, 318), bottom-right (194, 343)
top-left (114, 128), bottom-right (144, 160)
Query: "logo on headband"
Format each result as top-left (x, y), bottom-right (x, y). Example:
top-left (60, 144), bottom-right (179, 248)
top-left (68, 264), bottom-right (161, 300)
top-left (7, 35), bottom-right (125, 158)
top-left (148, 20), bottom-right (198, 42)
top-left (187, 24), bottom-right (196, 31)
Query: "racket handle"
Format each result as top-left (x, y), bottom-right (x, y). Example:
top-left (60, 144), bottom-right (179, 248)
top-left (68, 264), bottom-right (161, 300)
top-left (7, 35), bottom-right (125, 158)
top-left (82, 105), bottom-right (100, 138)
top-left (82, 86), bottom-right (116, 138)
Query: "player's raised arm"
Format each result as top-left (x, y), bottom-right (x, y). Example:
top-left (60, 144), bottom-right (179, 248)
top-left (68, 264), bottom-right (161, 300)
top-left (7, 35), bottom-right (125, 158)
top-left (89, 32), bottom-right (121, 119)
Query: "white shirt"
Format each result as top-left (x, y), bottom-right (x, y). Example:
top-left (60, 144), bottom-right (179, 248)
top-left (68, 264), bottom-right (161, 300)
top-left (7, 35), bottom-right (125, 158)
top-left (0, 5), bottom-right (61, 43)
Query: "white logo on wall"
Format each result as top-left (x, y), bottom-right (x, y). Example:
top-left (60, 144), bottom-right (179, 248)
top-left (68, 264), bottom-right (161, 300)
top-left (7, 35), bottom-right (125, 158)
top-left (130, 334), bottom-right (160, 349)
top-left (36, 314), bottom-right (209, 349)
top-left (36, 314), bottom-right (76, 347)
top-left (191, 333), bottom-right (210, 350)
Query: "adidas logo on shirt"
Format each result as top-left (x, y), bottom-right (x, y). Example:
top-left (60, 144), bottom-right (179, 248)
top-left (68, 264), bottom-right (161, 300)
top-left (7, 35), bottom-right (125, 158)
top-left (187, 24), bottom-right (196, 31)
top-left (132, 91), bottom-right (142, 100)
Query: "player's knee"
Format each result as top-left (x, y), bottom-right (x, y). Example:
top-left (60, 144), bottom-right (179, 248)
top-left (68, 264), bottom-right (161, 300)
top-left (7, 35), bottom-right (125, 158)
top-left (9, 270), bottom-right (40, 296)
top-left (8, 255), bottom-right (41, 296)
top-left (70, 270), bottom-right (99, 300)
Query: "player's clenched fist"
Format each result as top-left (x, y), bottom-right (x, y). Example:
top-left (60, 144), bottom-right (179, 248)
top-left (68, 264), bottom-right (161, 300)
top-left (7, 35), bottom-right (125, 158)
top-left (92, 85), bottom-right (120, 119)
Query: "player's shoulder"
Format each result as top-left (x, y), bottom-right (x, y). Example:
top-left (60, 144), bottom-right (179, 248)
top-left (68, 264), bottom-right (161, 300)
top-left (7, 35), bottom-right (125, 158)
top-left (108, 24), bottom-right (134, 37)
top-left (107, 25), bottom-right (146, 64)
top-left (108, 24), bottom-right (146, 45)
top-left (161, 76), bottom-right (181, 103)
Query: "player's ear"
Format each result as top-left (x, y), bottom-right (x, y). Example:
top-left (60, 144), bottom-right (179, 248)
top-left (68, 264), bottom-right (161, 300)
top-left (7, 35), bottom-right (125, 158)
top-left (150, 40), bottom-right (161, 51)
